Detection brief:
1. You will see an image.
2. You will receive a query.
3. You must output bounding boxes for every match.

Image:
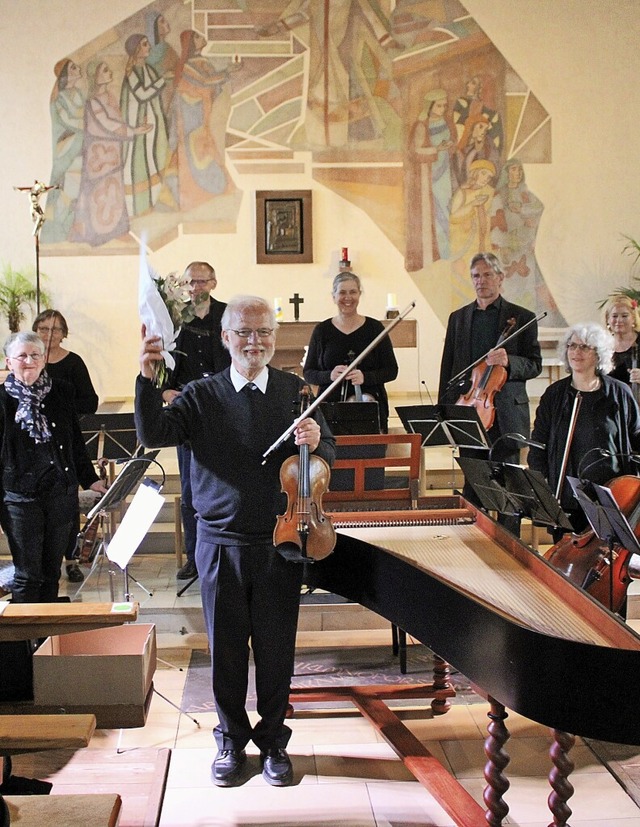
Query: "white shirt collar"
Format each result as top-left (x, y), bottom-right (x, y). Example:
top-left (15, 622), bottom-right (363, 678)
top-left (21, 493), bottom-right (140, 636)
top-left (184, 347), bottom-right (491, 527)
top-left (230, 365), bottom-right (269, 393)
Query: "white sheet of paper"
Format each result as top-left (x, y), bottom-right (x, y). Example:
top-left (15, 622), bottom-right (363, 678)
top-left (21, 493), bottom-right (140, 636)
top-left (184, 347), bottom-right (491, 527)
top-left (106, 482), bottom-right (164, 569)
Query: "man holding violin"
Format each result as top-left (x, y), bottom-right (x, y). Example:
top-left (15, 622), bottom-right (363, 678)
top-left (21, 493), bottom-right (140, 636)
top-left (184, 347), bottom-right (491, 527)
top-left (136, 295), bottom-right (335, 788)
top-left (438, 252), bottom-right (542, 531)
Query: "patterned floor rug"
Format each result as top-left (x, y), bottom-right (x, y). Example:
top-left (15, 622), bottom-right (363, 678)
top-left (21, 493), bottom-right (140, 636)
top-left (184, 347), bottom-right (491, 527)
top-left (181, 645), bottom-right (483, 714)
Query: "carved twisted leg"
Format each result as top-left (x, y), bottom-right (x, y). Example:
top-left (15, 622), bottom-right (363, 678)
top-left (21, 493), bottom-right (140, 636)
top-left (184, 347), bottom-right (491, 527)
top-left (483, 697), bottom-right (510, 826)
top-left (547, 729), bottom-right (575, 826)
top-left (431, 652), bottom-right (452, 714)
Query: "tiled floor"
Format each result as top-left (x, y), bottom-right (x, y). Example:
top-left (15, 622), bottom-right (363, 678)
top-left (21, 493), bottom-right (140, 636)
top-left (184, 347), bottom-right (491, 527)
top-left (8, 553), bottom-right (635, 827)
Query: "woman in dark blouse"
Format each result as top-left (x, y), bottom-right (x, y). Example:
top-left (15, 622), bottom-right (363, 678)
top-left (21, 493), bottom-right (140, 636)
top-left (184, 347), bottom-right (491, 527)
top-left (32, 309), bottom-right (99, 415)
top-left (303, 273), bottom-right (398, 432)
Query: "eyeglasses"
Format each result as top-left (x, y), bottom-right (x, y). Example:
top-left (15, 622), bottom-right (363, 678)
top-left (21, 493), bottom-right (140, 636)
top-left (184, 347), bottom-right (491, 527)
top-left (9, 352), bottom-right (44, 363)
top-left (187, 279), bottom-right (214, 288)
top-left (227, 328), bottom-right (275, 339)
top-left (566, 342), bottom-right (595, 352)
top-left (37, 326), bottom-right (64, 334)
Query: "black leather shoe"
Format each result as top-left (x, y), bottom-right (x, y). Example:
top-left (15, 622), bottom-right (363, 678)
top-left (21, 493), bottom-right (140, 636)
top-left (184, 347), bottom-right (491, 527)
top-left (66, 564), bottom-right (84, 583)
top-left (211, 749), bottom-right (247, 787)
top-left (177, 560), bottom-right (198, 580)
top-left (261, 748), bottom-right (293, 786)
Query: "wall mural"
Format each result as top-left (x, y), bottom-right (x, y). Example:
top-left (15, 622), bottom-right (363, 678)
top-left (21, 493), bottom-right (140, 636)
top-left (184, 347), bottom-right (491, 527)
top-left (40, 0), bottom-right (565, 326)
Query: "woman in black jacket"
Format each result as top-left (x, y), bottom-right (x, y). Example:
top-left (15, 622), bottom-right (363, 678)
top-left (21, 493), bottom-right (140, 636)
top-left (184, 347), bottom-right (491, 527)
top-left (0, 332), bottom-right (106, 602)
top-left (528, 322), bottom-right (640, 534)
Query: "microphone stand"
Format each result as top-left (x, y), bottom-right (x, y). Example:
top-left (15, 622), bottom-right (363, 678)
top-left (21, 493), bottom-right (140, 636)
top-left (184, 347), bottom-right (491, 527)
top-left (262, 301), bottom-right (416, 463)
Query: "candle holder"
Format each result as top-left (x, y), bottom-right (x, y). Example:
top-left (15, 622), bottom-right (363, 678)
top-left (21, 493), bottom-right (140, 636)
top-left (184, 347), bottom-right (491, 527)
top-left (338, 247), bottom-right (351, 271)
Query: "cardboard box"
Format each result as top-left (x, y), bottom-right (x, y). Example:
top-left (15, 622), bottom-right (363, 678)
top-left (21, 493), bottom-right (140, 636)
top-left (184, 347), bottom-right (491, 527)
top-left (32, 623), bottom-right (156, 728)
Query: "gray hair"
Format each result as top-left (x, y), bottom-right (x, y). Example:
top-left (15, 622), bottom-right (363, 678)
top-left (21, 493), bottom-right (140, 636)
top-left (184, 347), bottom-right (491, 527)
top-left (558, 322), bottom-right (614, 375)
top-left (470, 252), bottom-right (504, 276)
top-left (332, 272), bottom-right (362, 295)
top-left (221, 295), bottom-right (277, 331)
top-left (4, 331), bottom-right (46, 357)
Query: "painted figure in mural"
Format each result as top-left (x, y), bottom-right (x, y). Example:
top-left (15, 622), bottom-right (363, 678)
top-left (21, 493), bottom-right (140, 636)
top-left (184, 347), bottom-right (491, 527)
top-left (120, 33), bottom-right (169, 216)
top-left (404, 88), bottom-right (455, 272)
top-left (453, 113), bottom-right (502, 189)
top-left (41, 59), bottom-right (85, 243)
top-left (490, 158), bottom-right (566, 326)
top-left (453, 74), bottom-right (503, 155)
top-left (72, 61), bottom-right (152, 247)
top-left (256, 0), bottom-right (400, 148)
top-left (160, 30), bottom-right (231, 212)
top-left (449, 159), bottom-right (496, 298)
top-left (147, 12), bottom-right (179, 121)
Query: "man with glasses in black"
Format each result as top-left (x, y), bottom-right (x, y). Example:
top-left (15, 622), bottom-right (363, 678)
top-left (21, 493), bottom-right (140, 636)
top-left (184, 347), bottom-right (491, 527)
top-left (136, 295), bottom-right (335, 787)
top-left (438, 252), bottom-right (542, 534)
top-left (162, 261), bottom-right (230, 579)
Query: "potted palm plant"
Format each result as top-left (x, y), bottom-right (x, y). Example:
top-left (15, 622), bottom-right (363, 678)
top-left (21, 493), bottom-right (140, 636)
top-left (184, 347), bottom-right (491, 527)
top-left (0, 262), bottom-right (50, 333)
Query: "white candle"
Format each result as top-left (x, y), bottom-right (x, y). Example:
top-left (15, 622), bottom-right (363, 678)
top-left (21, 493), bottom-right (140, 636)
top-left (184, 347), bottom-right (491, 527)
top-left (387, 293), bottom-right (397, 308)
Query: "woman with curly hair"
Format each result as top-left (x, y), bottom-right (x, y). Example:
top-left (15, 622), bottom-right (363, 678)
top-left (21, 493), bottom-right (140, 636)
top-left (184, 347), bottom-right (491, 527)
top-left (528, 322), bottom-right (640, 533)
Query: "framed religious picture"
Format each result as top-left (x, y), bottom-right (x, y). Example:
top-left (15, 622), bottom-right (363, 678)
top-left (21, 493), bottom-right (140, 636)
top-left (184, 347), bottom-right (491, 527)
top-left (256, 190), bottom-right (313, 264)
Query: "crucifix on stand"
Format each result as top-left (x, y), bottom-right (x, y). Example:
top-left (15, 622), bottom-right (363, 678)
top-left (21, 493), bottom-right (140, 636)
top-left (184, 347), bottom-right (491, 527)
top-left (13, 179), bottom-right (57, 314)
top-left (289, 292), bottom-right (304, 321)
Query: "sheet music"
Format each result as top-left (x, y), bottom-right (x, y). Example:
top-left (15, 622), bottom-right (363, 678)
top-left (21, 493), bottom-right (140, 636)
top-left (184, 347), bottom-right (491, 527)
top-left (106, 481), bottom-right (164, 569)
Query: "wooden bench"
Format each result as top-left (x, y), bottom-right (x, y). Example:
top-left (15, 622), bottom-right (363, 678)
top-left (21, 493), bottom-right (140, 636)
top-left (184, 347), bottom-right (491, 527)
top-left (3, 793), bottom-right (121, 827)
top-left (0, 713), bottom-right (96, 756)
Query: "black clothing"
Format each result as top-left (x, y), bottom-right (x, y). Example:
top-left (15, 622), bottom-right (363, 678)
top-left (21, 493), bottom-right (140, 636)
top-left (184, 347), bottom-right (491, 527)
top-left (610, 340), bottom-right (638, 386)
top-left (165, 298), bottom-right (230, 564)
top-left (303, 316), bottom-right (398, 432)
top-left (0, 379), bottom-right (99, 602)
top-left (529, 374), bottom-right (640, 529)
top-left (438, 295), bottom-right (542, 447)
top-left (166, 298), bottom-right (230, 390)
top-left (135, 366), bottom-right (335, 751)
top-left (45, 351), bottom-right (98, 414)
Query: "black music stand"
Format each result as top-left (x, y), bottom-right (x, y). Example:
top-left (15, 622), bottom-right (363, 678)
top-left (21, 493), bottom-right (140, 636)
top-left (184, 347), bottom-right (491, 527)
top-left (502, 465), bottom-right (573, 532)
top-left (455, 457), bottom-right (521, 516)
top-left (568, 476), bottom-right (640, 610)
top-left (320, 401), bottom-right (380, 435)
top-left (81, 412), bottom-right (138, 461)
top-left (74, 449), bottom-right (160, 602)
top-left (396, 404), bottom-right (488, 451)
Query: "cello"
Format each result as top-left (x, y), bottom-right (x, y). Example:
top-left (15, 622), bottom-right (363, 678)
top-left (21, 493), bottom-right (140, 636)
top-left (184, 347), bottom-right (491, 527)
top-left (273, 385), bottom-right (336, 562)
top-left (456, 317), bottom-right (516, 431)
top-left (545, 475), bottom-right (640, 613)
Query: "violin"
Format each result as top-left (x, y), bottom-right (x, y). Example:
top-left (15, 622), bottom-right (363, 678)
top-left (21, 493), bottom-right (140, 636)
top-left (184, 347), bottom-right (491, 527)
top-left (273, 386), bottom-right (336, 562)
top-left (457, 317), bottom-right (516, 431)
top-left (75, 457), bottom-right (108, 565)
top-left (545, 475), bottom-right (640, 613)
top-left (341, 350), bottom-right (376, 403)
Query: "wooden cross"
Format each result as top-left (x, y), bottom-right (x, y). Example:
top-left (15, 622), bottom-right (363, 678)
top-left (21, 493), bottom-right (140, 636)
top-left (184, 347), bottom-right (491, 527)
top-left (289, 292), bottom-right (304, 321)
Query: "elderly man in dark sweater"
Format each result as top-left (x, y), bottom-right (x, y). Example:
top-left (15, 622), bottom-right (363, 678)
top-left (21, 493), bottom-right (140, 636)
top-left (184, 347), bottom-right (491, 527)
top-left (136, 295), bottom-right (335, 788)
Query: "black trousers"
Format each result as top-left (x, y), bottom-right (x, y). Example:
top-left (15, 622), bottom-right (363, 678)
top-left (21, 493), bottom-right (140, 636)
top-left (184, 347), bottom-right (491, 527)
top-left (4, 489), bottom-right (77, 603)
top-left (196, 540), bottom-right (303, 752)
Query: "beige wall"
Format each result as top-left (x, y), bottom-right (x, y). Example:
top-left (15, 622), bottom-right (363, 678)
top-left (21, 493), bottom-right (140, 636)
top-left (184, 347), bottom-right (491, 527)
top-left (0, 0), bottom-right (639, 403)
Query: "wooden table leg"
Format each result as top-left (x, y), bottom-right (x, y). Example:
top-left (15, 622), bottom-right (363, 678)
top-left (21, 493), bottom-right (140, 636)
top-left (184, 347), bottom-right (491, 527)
top-left (483, 697), bottom-right (511, 826)
top-left (548, 729), bottom-right (575, 827)
top-left (431, 653), bottom-right (452, 714)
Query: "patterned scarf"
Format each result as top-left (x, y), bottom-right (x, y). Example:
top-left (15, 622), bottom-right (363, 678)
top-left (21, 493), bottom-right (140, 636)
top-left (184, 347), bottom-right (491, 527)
top-left (4, 371), bottom-right (53, 443)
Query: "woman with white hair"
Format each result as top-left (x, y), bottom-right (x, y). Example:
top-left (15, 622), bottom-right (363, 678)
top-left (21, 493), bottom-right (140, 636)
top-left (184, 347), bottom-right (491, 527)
top-left (0, 331), bottom-right (107, 602)
top-left (528, 322), bottom-right (640, 533)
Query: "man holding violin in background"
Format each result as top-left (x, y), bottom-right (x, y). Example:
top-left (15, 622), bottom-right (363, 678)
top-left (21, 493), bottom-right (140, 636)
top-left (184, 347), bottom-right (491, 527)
top-left (136, 295), bottom-right (335, 789)
top-left (438, 252), bottom-right (542, 533)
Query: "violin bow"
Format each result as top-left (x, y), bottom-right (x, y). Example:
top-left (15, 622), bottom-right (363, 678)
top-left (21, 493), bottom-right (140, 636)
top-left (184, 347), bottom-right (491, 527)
top-left (446, 310), bottom-right (547, 389)
top-left (262, 301), bottom-right (416, 463)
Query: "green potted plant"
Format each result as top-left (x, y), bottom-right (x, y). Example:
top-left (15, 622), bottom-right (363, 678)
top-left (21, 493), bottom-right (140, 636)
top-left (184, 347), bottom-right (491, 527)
top-left (599, 236), bottom-right (640, 307)
top-left (0, 262), bottom-right (50, 333)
